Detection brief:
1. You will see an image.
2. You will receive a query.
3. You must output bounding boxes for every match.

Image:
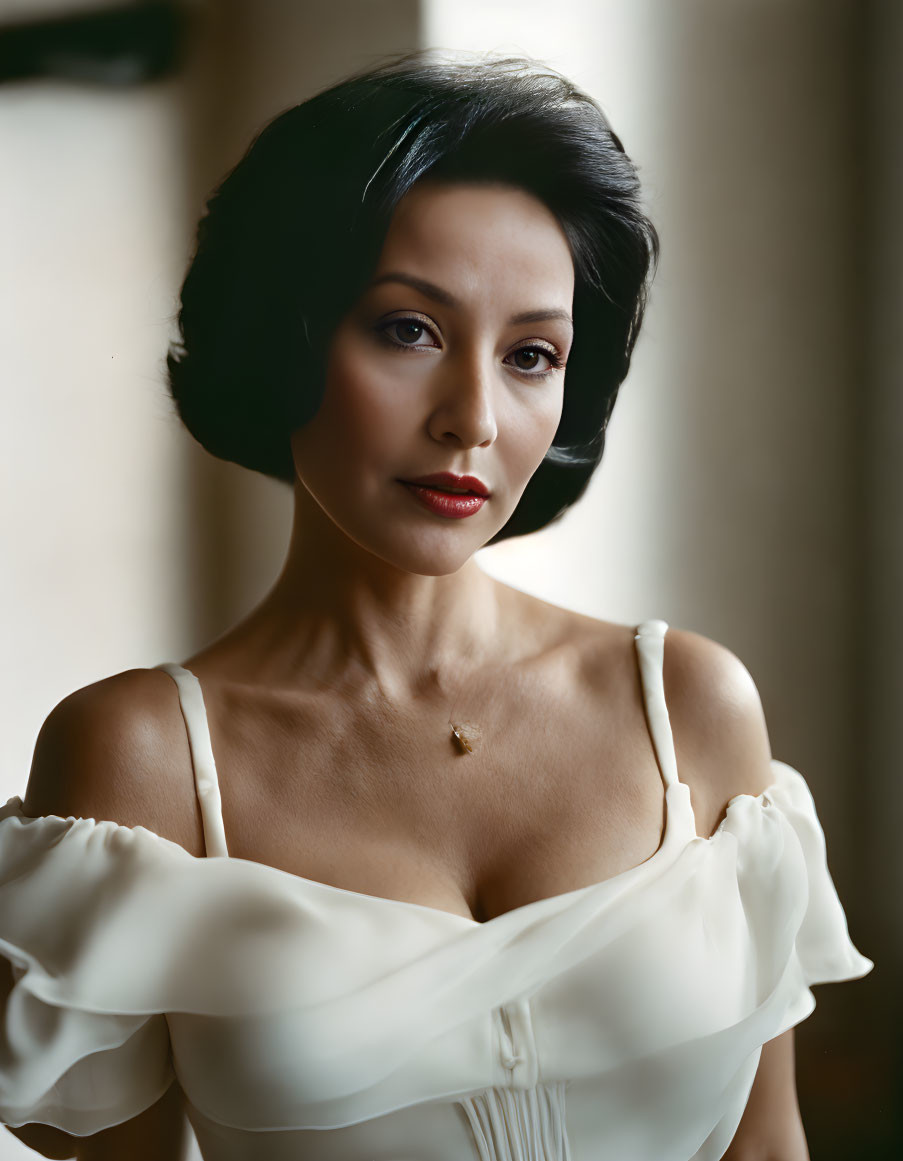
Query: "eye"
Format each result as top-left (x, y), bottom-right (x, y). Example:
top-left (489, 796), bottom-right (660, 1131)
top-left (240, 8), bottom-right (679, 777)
top-left (376, 316), bottom-right (440, 351)
top-left (375, 316), bottom-right (566, 379)
top-left (506, 345), bottom-right (565, 379)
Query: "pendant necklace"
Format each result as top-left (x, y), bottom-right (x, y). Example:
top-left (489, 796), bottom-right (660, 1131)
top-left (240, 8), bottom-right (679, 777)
top-left (445, 662), bottom-right (483, 755)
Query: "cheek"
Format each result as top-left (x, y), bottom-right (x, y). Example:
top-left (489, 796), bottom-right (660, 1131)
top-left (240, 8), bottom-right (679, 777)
top-left (339, 370), bottom-right (412, 445)
top-left (539, 382), bottom-right (566, 445)
top-left (311, 346), bottom-right (413, 463)
top-left (503, 383), bottom-right (564, 473)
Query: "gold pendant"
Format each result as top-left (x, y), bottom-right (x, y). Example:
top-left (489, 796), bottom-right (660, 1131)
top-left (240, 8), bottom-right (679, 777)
top-left (450, 721), bottom-right (481, 754)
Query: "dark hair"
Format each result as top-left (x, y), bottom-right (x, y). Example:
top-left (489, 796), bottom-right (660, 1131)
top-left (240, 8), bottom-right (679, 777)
top-left (166, 49), bottom-right (659, 544)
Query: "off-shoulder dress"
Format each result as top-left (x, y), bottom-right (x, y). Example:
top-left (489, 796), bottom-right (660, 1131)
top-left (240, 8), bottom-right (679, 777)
top-left (0, 619), bottom-right (873, 1160)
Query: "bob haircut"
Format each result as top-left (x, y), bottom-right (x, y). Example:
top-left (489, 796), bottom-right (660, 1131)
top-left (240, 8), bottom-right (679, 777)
top-left (167, 49), bottom-right (660, 545)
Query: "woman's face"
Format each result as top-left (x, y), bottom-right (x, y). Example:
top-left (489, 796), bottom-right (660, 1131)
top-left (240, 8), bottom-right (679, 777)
top-left (290, 179), bottom-right (575, 576)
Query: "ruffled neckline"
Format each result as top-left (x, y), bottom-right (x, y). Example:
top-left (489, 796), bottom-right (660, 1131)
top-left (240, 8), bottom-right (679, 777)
top-left (0, 758), bottom-right (874, 1139)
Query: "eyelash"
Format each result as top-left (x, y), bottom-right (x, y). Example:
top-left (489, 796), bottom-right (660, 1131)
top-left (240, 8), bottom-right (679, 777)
top-left (375, 316), bottom-right (566, 379)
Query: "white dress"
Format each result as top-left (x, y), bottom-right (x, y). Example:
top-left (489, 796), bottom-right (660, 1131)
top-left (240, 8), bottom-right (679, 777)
top-left (0, 620), bottom-right (873, 1160)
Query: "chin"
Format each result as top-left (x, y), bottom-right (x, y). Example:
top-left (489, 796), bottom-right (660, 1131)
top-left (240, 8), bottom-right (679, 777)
top-left (347, 525), bottom-right (486, 577)
top-left (385, 541), bottom-right (482, 578)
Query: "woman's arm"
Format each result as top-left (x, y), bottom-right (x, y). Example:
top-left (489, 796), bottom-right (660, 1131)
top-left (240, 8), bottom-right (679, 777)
top-left (662, 629), bottom-right (810, 1159)
top-left (722, 1029), bottom-right (810, 1161)
top-left (3, 670), bottom-right (203, 1159)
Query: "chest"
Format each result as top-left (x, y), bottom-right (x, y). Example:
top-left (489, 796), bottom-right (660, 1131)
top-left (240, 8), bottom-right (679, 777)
top-left (201, 650), bottom-right (668, 923)
top-left (166, 841), bottom-right (760, 1151)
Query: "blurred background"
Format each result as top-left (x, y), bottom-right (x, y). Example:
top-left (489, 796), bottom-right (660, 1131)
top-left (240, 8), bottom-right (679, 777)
top-left (1, 0), bottom-right (899, 1156)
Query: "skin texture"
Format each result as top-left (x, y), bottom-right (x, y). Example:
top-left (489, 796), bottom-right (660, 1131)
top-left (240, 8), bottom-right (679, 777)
top-left (290, 178), bottom-right (573, 584)
top-left (5, 180), bottom-right (808, 1159)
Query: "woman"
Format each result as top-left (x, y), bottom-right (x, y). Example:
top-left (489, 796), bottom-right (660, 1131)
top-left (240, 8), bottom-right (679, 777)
top-left (0, 50), bottom-right (872, 1161)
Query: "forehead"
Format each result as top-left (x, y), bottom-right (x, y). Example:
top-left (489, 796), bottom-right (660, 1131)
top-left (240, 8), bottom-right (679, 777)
top-left (371, 180), bottom-right (575, 305)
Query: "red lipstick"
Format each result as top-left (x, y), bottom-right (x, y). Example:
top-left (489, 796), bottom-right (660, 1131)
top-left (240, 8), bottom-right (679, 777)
top-left (398, 471), bottom-right (490, 520)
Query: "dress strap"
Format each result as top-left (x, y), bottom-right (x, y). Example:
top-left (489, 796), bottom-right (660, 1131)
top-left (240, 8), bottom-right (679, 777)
top-left (633, 620), bottom-right (681, 790)
top-left (155, 663), bottom-right (230, 858)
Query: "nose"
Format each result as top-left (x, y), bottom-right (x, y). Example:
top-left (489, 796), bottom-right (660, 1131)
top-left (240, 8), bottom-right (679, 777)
top-left (426, 349), bottom-right (498, 450)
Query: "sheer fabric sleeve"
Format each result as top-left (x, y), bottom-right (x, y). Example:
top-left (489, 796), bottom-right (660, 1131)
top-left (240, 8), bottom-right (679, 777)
top-left (766, 760), bottom-right (873, 987)
top-left (721, 759), bottom-right (873, 1037)
top-left (0, 797), bottom-right (177, 1136)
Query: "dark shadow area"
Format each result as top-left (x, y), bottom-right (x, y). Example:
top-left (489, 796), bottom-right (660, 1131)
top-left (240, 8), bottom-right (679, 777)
top-left (0, 0), bottom-right (190, 86)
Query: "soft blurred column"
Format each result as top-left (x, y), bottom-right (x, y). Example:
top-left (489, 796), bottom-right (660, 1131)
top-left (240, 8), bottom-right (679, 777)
top-left (0, 1), bottom-right (192, 785)
top-left (647, 0), bottom-right (866, 863)
top-left (864, 0), bottom-right (903, 955)
top-left (861, 0), bottom-right (903, 1139)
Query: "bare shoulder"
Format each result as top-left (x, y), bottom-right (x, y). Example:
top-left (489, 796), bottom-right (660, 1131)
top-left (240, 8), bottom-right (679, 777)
top-left (6, 672), bottom-right (199, 1156)
top-left (527, 592), bottom-right (776, 838)
top-left (661, 625), bottom-right (775, 837)
top-left (22, 667), bottom-right (205, 857)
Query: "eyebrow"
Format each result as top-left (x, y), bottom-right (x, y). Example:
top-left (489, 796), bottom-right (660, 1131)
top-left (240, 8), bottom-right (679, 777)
top-left (367, 272), bottom-right (574, 328)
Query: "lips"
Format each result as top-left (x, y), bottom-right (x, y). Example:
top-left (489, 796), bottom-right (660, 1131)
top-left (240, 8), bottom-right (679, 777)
top-left (401, 471), bottom-right (490, 497)
top-left (400, 482), bottom-right (487, 519)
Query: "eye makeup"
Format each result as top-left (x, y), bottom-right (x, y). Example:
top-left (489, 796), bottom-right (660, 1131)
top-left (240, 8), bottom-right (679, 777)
top-left (372, 314), bottom-right (567, 380)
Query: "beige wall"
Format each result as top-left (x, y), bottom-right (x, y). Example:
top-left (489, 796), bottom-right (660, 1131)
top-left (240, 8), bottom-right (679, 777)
top-left (0, 76), bottom-right (191, 786)
top-left (0, 78), bottom-right (193, 1161)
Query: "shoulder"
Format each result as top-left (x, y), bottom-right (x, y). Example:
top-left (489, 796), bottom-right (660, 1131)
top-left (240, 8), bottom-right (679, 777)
top-left (660, 625), bottom-right (774, 836)
top-left (557, 608), bottom-right (775, 838)
top-left (22, 667), bottom-right (206, 856)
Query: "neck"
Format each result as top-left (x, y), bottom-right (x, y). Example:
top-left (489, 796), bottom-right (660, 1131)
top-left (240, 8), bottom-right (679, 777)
top-left (217, 479), bottom-right (506, 701)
